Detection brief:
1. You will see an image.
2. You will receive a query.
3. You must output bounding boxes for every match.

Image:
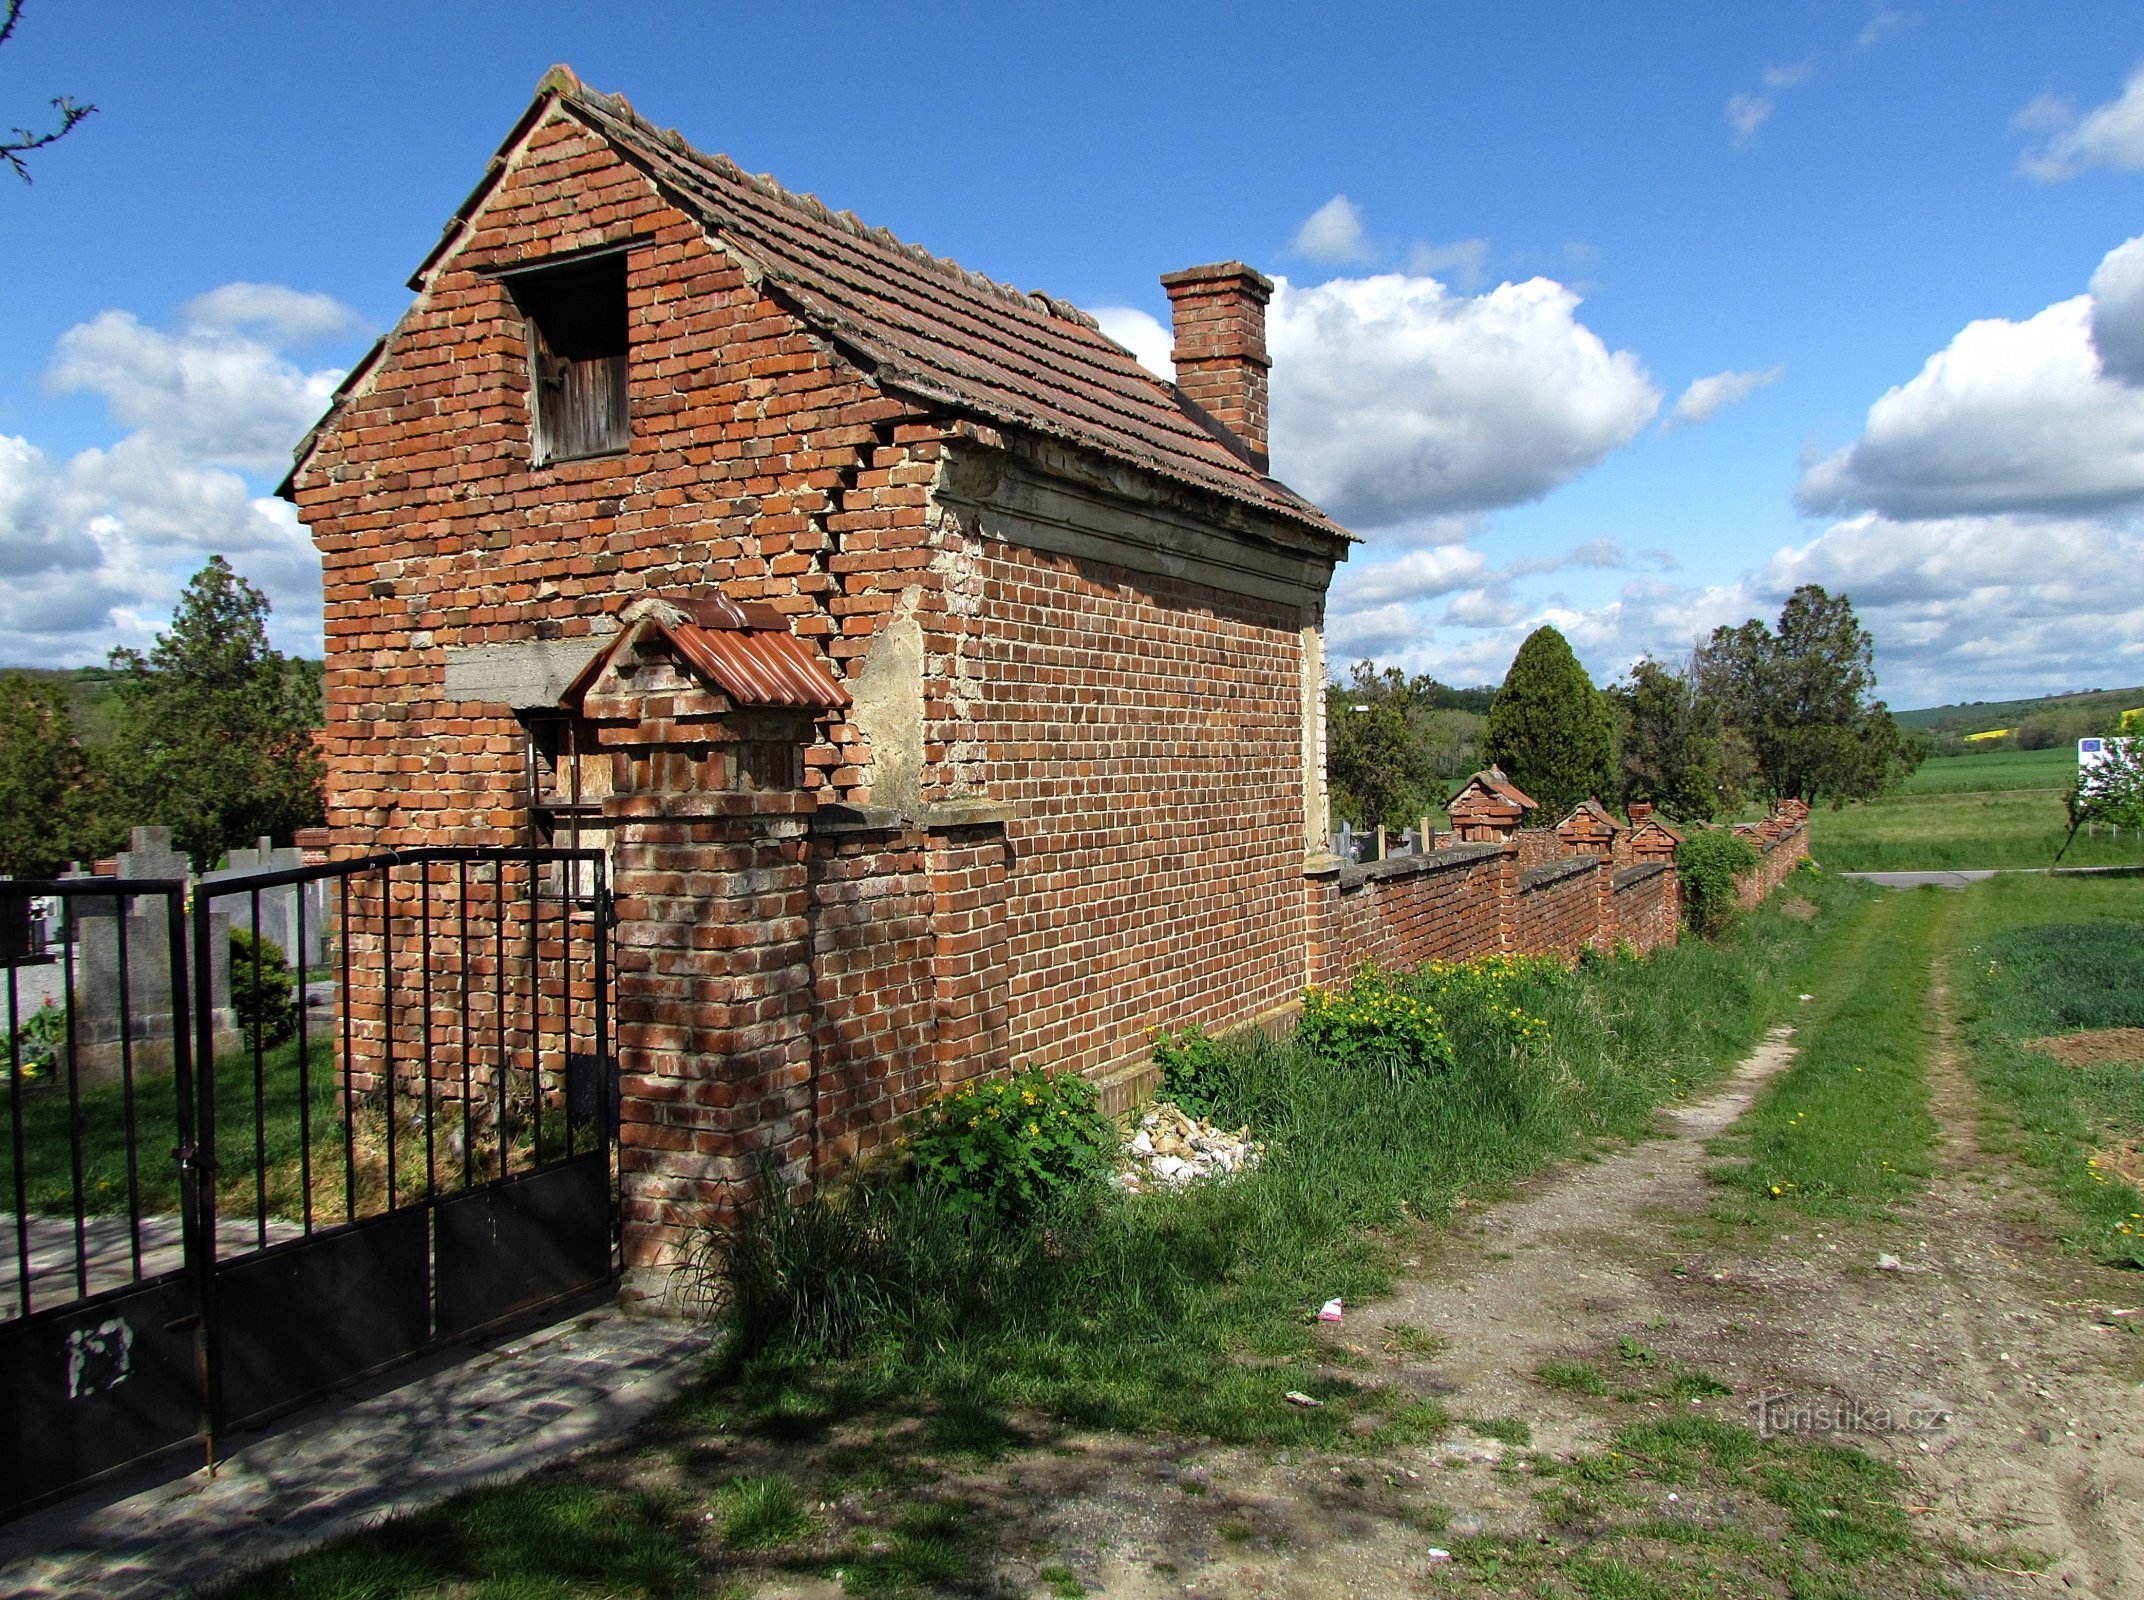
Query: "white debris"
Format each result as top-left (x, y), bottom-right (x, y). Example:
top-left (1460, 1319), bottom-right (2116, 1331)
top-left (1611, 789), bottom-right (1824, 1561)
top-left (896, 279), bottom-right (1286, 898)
top-left (1116, 1101), bottom-right (1264, 1192)
top-left (1876, 1253), bottom-right (1903, 1271)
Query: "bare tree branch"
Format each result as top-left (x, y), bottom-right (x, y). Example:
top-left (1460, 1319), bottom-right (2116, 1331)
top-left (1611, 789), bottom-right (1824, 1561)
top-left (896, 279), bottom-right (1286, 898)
top-left (1, 0), bottom-right (96, 184)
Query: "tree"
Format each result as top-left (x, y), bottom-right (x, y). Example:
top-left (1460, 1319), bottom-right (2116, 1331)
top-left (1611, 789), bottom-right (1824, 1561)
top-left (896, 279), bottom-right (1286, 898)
top-left (2, 2), bottom-right (95, 183)
top-left (2056, 737), bottom-right (2144, 862)
top-left (101, 557), bottom-right (325, 866)
top-left (1481, 625), bottom-right (1615, 818)
top-left (0, 672), bottom-right (97, 876)
top-left (1694, 585), bottom-right (1919, 805)
top-left (1326, 662), bottom-right (1437, 832)
top-left (1610, 656), bottom-right (1748, 822)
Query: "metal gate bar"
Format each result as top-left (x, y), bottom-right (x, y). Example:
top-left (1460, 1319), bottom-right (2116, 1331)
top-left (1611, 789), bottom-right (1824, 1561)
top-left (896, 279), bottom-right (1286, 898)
top-left (0, 846), bottom-right (617, 1522)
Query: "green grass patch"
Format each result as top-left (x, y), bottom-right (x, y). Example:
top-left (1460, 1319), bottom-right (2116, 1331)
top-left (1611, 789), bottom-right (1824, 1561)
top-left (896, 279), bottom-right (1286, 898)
top-left (1713, 886), bottom-right (1943, 1215)
top-left (1954, 873), bottom-right (2144, 1265)
top-left (714, 1472), bottom-right (812, 1549)
top-left (1900, 747), bottom-right (2079, 793)
top-left (1808, 750), bottom-right (2144, 871)
top-left (200, 1476), bottom-right (705, 1598)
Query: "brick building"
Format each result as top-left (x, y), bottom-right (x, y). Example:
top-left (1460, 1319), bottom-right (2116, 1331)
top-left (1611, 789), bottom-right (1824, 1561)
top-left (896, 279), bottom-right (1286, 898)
top-left (285, 69), bottom-right (1356, 1266)
top-left (285, 69), bottom-right (1807, 1273)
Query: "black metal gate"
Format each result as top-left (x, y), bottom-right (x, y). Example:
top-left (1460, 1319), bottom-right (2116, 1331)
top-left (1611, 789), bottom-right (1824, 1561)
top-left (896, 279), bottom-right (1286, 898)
top-left (1, 847), bottom-right (615, 1519)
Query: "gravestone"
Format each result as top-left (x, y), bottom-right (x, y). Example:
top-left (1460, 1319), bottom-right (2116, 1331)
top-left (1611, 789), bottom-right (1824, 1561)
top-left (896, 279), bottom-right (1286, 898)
top-left (66, 827), bottom-right (233, 1083)
top-left (203, 836), bottom-right (325, 968)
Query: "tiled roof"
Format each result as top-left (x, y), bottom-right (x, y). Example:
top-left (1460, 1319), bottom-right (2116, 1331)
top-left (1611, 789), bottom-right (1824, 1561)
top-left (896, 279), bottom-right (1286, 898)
top-left (539, 73), bottom-right (1348, 543)
top-left (565, 596), bottom-right (850, 712)
top-left (1451, 766), bottom-right (1537, 813)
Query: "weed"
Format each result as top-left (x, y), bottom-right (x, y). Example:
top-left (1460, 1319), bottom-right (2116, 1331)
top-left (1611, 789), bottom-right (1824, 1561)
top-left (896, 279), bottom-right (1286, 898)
top-left (715, 1473), bottom-right (811, 1549)
top-left (1380, 1321), bottom-right (1448, 1357)
top-left (1538, 1359), bottom-right (1613, 1397)
top-left (1955, 880), bottom-right (2144, 1265)
top-left (1468, 1416), bottom-right (1533, 1446)
top-left (1037, 1562), bottom-right (1084, 1598)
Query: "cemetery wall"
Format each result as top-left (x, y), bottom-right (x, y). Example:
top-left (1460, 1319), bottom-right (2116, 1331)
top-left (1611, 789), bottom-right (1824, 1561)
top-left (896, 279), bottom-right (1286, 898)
top-left (1308, 844), bottom-right (1507, 987)
top-left (1515, 856), bottom-right (1602, 961)
top-left (1609, 863), bottom-right (1679, 953)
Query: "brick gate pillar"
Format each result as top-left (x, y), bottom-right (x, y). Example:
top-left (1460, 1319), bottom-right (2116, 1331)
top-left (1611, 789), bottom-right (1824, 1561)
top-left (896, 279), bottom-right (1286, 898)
top-left (560, 596), bottom-right (852, 1293)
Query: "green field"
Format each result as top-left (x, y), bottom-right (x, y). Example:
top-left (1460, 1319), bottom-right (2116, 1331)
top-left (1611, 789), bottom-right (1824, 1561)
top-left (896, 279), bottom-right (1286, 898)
top-left (1809, 748), bottom-right (2144, 871)
top-left (1893, 683), bottom-right (2144, 734)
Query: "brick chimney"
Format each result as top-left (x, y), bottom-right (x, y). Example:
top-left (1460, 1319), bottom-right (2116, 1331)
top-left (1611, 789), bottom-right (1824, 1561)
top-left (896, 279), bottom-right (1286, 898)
top-left (1161, 261), bottom-right (1274, 470)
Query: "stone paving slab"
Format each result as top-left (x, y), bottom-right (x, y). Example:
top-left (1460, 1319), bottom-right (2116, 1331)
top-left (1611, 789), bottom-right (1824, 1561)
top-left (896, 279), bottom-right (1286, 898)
top-left (0, 1306), bottom-right (711, 1600)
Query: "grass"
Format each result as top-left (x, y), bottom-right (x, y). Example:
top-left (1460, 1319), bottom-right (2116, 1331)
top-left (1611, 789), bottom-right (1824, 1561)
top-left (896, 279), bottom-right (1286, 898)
top-left (1, 1029), bottom-right (577, 1235)
top-left (1808, 748), bottom-right (2144, 872)
top-left (1, 1033), bottom-right (340, 1223)
top-left (1953, 872), bottom-right (2144, 1266)
top-left (1712, 885), bottom-right (1945, 1216)
top-left (1435, 1410), bottom-right (2003, 1596)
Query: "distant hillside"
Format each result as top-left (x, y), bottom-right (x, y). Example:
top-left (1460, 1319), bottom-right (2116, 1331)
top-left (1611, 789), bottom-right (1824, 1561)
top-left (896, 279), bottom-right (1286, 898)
top-left (1895, 684), bottom-right (2144, 735)
top-left (1, 662), bottom-right (325, 745)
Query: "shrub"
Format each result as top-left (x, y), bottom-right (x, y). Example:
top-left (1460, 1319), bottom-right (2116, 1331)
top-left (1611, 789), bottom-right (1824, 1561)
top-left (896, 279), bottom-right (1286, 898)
top-left (1677, 829), bottom-right (1761, 938)
top-left (1151, 1023), bottom-right (1229, 1119)
top-left (229, 926), bottom-right (299, 1048)
top-left (1298, 965), bottom-right (1455, 1083)
top-left (907, 1066), bottom-right (1114, 1221)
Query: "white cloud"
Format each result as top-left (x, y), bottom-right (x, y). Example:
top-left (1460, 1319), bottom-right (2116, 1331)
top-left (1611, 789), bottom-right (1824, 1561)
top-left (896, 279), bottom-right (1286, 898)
top-left (1291, 194), bottom-right (1375, 265)
top-left (1091, 306), bottom-right (1174, 380)
top-left (1406, 238), bottom-right (1489, 288)
top-left (1728, 56), bottom-right (1819, 146)
top-left (0, 286), bottom-right (351, 664)
top-left (48, 292), bottom-right (349, 477)
top-left (1670, 365), bottom-right (1784, 427)
top-left (2088, 234), bottom-right (2144, 385)
top-left (1268, 272), bottom-right (1659, 532)
top-left (1726, 92), bottom-right (1775, 144)
top-left (1333, 545), bottom-right (1491, 608)
top-left (1797, 288), bottom-right (2144, 519)
top-left (2017, 63), bottom-right (2144, 182)
top-left (1756, 511), bottom-right (2144, 701)
top-left (1855, 7), bottom-right (1916, 51)
top-left (1326, 506), bottom-right (2144, 705)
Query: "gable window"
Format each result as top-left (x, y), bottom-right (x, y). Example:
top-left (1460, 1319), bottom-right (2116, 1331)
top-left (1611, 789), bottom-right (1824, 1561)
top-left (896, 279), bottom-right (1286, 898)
top-left (509, 252), bottom-right (629, 463)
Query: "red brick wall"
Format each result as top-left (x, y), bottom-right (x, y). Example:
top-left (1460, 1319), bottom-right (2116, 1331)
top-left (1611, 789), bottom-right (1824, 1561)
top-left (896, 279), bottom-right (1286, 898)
top-left (292, 115), bottom-right (930, 853)
top-left (931, 534), bottom-right (1312, 1086)
top-left (1515, 857), bottom-right (1601, 961)
top-left (1610, 863), bottom-right (1678, 953)
top-left (1308, 847), bottom-right (1507, 985)
top-left (806, 821), bottom-right (936, 1170)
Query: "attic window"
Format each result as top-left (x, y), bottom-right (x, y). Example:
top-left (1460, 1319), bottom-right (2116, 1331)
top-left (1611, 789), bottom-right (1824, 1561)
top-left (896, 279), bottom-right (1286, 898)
top-left (511, 253), bottom-right (629, 464)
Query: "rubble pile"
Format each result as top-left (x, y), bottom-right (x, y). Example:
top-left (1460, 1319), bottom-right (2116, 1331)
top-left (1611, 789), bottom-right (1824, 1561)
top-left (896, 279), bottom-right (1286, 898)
top-left (1115, 1102), bottom-right (1263, 1192)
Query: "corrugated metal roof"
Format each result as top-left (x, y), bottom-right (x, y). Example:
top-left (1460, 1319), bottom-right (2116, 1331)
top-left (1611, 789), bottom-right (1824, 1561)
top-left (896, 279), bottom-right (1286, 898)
top-left (666, 621), bottom-right (849, 711)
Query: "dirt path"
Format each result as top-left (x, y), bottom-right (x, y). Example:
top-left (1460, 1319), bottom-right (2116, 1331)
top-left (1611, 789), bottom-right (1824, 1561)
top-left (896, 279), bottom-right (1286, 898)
top-left (898, 917), bottom-right (2144, 1598)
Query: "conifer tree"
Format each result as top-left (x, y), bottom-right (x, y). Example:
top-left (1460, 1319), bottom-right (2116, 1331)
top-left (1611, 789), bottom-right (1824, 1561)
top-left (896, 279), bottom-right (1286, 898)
top-left (1482, 625), bottom-right (1615, 818)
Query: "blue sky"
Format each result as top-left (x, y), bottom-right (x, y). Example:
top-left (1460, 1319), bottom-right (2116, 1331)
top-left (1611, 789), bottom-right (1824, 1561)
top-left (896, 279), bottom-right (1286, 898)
top-left (3, 1), bottom-right (2142, 706)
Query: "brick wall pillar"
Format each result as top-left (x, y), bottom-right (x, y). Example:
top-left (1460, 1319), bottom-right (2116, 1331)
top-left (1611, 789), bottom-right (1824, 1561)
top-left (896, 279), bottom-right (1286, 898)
top-left (923, 805), bottom-right (1012, 1089)
top-left (608, 790), bottom-right (817, 1282)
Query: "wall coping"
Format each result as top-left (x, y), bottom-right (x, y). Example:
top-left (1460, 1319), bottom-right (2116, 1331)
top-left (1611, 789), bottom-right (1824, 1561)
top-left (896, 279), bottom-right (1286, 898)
top-left (1336, 840), bottom-right (1504, 892)
top-left (809, 798), bottom-right (1015, 836)
top-left (1519, 855), bottom-right (1600, 893)
top-left (1612, 861), bottom-right (1673, 892)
